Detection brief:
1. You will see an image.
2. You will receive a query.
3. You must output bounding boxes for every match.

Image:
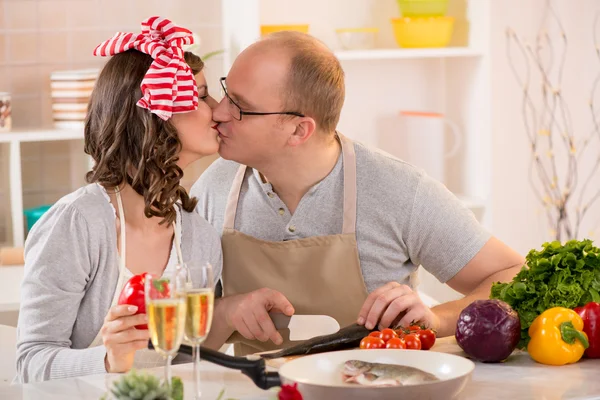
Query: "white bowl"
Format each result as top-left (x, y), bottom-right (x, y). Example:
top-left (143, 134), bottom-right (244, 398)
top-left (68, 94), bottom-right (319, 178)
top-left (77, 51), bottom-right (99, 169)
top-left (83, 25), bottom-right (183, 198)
top-left (278, 348), bottom-right (474, 400)
top-left (335, 28), bottom-right (378, 50)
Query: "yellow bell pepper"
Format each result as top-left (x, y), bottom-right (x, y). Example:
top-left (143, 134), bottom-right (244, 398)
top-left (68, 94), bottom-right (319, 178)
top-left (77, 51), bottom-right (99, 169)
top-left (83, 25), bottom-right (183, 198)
top-left (528, 307), bottom-right (589, 366)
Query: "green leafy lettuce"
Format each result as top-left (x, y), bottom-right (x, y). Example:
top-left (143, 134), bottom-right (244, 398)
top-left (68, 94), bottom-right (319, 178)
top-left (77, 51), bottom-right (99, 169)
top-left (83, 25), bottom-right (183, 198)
top-left (490, 239), bottom-right (600, 349)
top-left (101, 370), bottom-right (184, 400)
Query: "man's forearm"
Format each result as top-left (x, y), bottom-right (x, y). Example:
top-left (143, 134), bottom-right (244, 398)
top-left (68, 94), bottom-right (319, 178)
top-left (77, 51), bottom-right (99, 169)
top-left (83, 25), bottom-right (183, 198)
top-left (203, 297), bottom-right (235, 350)
top-left (431, 265), bottom-right (522, 337)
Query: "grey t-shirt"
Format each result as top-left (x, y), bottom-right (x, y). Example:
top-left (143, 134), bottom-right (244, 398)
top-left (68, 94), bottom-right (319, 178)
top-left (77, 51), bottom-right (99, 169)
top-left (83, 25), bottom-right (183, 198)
top-left (16, 183), bottom-right (223, 383)
top-left (191, 141), bottom-right (491, 293)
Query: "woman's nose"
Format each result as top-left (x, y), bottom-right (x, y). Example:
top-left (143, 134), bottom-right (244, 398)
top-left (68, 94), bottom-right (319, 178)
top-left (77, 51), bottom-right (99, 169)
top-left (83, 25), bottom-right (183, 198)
top-left (206, 96), bottom-right (219, 110)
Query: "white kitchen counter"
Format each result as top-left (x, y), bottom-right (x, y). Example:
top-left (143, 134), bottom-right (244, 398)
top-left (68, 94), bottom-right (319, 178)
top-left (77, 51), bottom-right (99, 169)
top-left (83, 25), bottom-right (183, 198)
top-left (2, 337), bottom-right (600, 399)
top-left (0, 266), bottom-right (23, 327)
top-left (0, 266), bottom-right (23, 310)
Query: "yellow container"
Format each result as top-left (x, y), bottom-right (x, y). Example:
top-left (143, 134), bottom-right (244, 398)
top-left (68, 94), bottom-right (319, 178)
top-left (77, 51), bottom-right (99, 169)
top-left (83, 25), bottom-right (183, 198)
top-left (391, 17), bottom-right (454, 48)
top-left (396, 0), bottom-right (449, 17)
top-left (260, 24), bottom-right (309, 37)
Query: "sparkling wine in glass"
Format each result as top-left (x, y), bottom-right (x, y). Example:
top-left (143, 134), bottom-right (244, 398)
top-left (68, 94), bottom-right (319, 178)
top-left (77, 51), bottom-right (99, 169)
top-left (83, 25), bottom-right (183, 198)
top-left (145, 269), bottom-right (187, 390)
top-left (182, 262), bottom-right (215, 399)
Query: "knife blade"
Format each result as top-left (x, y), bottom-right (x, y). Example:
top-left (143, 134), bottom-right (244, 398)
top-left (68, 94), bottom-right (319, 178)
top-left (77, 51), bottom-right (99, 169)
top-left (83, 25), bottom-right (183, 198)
top-left (269, 312), bottom-right (340, 341)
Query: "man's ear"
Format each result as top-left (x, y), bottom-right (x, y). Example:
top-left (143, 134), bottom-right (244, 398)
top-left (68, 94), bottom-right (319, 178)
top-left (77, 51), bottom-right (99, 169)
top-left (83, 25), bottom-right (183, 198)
top-left (287, 117), bottom-right (317, 147)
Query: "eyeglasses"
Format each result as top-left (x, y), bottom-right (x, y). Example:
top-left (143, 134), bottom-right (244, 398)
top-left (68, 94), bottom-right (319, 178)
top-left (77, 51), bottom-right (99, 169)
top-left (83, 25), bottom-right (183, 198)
top-left (219, 77), bottom-right (305, 121)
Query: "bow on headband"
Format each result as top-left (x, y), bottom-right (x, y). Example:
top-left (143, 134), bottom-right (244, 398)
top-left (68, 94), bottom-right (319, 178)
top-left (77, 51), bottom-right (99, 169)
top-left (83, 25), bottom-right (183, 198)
top-left (93, 16), bottom-right (199, 121)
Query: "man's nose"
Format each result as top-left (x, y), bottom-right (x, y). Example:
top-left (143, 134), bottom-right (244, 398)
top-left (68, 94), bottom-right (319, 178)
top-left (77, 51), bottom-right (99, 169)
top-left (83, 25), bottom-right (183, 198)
top-left (212, 98), bottom-right (231, 123)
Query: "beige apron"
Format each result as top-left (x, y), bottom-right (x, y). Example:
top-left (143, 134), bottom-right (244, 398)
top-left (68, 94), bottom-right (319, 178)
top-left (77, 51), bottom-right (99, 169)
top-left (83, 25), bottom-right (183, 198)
top-left (221, 133), bottom-right (369, 356)
top-left (89, 188), bottom-right (184, 368)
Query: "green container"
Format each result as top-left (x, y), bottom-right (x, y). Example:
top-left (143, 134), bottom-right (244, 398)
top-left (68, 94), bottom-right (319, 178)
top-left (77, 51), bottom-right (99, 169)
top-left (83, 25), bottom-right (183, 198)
top-left (396, 0), bottom-right (449, 17)
top-left (24, 204), bottom-right (53, 231)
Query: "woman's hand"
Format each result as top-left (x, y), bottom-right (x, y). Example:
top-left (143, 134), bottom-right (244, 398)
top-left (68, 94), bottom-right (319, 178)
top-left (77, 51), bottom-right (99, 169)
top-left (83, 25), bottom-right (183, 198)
top-left (101, 305), bottom-right (150, 373)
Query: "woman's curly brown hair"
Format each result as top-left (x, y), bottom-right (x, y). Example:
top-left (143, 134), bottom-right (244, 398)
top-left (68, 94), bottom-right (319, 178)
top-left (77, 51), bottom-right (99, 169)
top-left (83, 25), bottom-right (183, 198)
top-left (84, 50), bottom-right (204, 225)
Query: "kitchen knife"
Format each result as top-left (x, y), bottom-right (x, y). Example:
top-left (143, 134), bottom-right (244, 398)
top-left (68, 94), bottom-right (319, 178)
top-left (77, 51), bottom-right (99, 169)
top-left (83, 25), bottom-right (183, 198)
top-left (269, 312), bottom-right (340, 341)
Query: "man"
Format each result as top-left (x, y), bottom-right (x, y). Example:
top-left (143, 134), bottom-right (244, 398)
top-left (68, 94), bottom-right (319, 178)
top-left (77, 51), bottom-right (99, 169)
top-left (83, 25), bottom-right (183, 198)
top-left (193, 31), bottom-right (524, 354)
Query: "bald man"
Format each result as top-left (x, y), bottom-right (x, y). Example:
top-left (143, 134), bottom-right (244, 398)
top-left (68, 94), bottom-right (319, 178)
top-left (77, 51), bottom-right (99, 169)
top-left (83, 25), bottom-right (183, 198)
top-left (193, 32), bottom-right (524, 355)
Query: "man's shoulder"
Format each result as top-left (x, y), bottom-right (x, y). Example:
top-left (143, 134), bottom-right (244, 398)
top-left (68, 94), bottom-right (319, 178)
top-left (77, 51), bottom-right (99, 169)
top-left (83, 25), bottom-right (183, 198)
top-left (353, 140), bottom-right (424, 192)
top-left (181, 208), bottom-right (221, 243)
top-left (190, 157), bottom-right (241, 198)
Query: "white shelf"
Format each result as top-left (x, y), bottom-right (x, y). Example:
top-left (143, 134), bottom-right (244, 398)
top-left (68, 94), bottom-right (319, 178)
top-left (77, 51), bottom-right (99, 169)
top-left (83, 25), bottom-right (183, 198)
top-left (1, 128), bottom-right (86, 248)
top-left (334, 47), bottom-right (483, 61)
top-left (0, 129), bottom-right (84, 144)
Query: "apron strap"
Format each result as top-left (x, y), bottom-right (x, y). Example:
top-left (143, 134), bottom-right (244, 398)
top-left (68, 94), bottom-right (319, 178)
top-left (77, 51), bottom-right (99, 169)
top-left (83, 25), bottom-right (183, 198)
top-left (178, 206), bottom-right (191, 267)
top-left (115, 190), bottom-right (128, 274)
top-left (223, 133), bottom-right (358, 234)
top-left (223, 165), bottom-right (247, 230)
top-left (337, 133), bottom-right (357, 234)
top-left (171, 206), bottom-right (184, 266)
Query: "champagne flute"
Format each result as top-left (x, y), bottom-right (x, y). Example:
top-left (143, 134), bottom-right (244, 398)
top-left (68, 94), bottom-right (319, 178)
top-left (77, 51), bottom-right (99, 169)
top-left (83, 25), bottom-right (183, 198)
top-left (182, 262), bottom-right (215, 399)
top-left (145, 269), bottom-right (187, 390)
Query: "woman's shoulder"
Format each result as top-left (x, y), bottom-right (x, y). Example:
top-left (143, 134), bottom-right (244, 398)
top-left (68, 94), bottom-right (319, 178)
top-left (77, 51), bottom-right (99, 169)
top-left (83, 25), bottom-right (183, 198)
top-left (23, 184), bottom-right (116, 262)
top-left (24, 184), bottom-right (115, 245)
top-left (50, 184), bottom-right (116, 221)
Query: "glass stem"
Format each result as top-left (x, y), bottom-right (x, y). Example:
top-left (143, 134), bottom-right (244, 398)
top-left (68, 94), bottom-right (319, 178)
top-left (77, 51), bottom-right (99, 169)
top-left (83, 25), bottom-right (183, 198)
top-left (193, 344), bottom-right (202, 399)
top-left (165, 355), bottom-right (173, 390)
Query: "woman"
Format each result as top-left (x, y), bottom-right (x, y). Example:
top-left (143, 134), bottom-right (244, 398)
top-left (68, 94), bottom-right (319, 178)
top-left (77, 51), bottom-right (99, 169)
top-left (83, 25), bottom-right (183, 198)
top-left (15, 17), bottom-right (223, 383)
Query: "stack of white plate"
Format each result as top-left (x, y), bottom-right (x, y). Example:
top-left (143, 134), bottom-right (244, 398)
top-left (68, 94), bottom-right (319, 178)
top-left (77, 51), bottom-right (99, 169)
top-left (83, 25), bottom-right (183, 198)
top-left (50, 69), bottom-right (99, 129)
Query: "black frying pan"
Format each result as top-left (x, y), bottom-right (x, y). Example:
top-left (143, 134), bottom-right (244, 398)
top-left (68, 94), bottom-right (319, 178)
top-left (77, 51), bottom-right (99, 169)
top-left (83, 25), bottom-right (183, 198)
top-left (147, 323), bottom-right (371, 390)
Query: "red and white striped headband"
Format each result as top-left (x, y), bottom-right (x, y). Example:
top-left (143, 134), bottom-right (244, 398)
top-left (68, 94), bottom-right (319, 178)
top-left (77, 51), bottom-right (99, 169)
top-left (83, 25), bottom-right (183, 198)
top-left (93, 16), bottom-right (199, 121)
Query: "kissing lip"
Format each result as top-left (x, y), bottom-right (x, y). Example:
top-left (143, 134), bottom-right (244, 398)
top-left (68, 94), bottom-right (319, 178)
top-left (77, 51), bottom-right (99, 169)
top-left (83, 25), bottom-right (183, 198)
top-left (213, 124), bottom-right (228, 138)
top-left (212, 123), bottom-right (225, 136)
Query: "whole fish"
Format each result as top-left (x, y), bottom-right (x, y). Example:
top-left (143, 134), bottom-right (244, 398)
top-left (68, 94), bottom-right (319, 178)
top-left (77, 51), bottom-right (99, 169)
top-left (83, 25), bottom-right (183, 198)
top-left (260, 323), bottom-right (372, 359)
top-left (343, 360), bottom-right (439, 387)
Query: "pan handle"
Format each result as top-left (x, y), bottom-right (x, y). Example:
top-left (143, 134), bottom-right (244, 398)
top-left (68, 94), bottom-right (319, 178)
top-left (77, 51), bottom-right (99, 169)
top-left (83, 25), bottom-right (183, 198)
top-left (147, 341), bottom-right (282, 390)
top-left (241, 369), bottom-right (282, 390)
top-left (148, 341), bottom-right (262, 369)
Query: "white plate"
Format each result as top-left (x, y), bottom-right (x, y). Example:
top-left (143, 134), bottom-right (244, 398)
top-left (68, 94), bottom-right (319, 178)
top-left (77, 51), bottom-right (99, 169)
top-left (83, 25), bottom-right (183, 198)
top-left (278, 348), bottom-right (474, 400)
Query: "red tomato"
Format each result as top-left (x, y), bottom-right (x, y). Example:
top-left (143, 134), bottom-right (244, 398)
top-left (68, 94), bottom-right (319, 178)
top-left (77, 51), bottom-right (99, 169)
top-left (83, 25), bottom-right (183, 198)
top-left (380, 328), bottom-right (398, 343)
top-left (360, 337), bottom-right (386, 349)
top-left (404, 333), bottom-right (422, 350)
top-left (418, 329), bottom-right (436, 350)
top-left (368, 331), bottom-right (383, 339)
top-left (385, 337), bottom-right (407, 349)
top-left (408, 325), bottom-right (422, 332)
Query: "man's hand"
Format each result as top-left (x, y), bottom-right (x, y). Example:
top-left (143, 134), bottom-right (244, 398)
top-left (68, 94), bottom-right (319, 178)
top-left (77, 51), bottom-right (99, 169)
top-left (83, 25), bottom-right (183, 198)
top-left (223, 288), bottom-right (295, 345)
top-left (357, 282), bottom-right (440, 331)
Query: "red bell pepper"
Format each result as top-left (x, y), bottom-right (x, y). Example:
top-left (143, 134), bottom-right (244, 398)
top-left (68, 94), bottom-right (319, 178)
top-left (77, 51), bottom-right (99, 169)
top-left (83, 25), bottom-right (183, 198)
top-left (574, 301), bottom-right (600, 358)
top-left (117, 273), bottom-right (170, 330)
top-left (117, 274), bottom-right (148, 330)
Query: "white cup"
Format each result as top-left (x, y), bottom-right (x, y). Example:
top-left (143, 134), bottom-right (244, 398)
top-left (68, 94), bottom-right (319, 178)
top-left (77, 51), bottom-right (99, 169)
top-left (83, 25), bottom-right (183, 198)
top-left (379, 110), bottom-right (462, 185)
